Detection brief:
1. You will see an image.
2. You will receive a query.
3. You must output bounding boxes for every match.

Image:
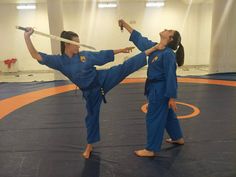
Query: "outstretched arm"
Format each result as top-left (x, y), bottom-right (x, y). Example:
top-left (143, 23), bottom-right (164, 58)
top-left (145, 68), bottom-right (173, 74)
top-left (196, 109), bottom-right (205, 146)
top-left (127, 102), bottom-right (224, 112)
top-left (89, 47), bottom-right (135, 66)
top-left (24, 27), bottom-right (42, 61)
top-left (118, 19), bottom-right (156, 51)
top-left (113, 47), bottom-right (135, 55)
top-left (24, 27), bottom-right (61, 70)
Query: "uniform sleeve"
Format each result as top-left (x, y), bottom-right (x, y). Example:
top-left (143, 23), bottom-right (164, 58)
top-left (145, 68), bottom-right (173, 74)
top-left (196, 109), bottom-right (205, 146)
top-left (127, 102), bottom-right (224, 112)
top-left (38, 52), bottom-right (61, 70)
top-left (129, 30), bottom-right (156, 52)
top-left (89, 50), bottom-right (115, 66)
top-left (163, 51), bottom-right (178, 98)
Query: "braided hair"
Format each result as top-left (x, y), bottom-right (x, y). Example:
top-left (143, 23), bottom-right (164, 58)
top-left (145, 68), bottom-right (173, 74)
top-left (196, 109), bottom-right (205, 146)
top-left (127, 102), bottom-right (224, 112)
top-left (167, 31), bottom-right (185, 66)
top-left (60, 31), bottom-right (79, 54)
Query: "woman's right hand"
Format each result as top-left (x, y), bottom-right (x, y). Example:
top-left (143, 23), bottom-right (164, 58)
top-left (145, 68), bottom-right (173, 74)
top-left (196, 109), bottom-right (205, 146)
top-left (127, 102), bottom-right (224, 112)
top-left (118, 19), bottom-right (134, 34)
top-left (118, 19), bottom-right (126, 28)
top-left (118, 19), bottom-right (130, 30)
top-left (24, 27), bottom-right (34, 38)
top-left (168, 98), bottom-right (177, 112)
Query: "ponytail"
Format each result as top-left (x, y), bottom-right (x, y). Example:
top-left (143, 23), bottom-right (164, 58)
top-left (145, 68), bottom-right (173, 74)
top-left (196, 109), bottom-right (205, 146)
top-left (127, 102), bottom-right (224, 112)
top-left (60, 31), bottom-right (67, 54)
top-left (176, 43), bottom-right (184, 67)
top-left (167, 30), bottom-right (185, 67)
top-left (60, 30), bottom-right (79, 55)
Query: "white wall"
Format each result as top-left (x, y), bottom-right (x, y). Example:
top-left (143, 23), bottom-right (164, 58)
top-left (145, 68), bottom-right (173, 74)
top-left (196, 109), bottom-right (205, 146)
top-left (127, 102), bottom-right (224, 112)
top-left (182, 2), bottom-right (212, 65)
top-left (0, 3), bottom-right (51, 71)
top-left (63, 0), bottom-right (213, 67)
top-left (0, 0), bottom-right (212, 72)
top-left (210, 0), bottom-right (236, 73)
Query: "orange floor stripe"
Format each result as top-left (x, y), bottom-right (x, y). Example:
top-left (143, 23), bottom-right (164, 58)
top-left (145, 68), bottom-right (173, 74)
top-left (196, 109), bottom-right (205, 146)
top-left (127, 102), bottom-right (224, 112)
top-left (0, 84), bottom-right (75, 119)
top-left (177, 77), bottom-right (236, 87)
top-left (176, 101), bottom-right (201, 119)
top-left (1, 78), bottom-right (236, 120)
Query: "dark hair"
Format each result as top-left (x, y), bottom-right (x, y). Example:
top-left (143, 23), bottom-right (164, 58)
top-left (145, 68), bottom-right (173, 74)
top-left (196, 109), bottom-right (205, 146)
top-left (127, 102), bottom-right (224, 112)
top-left (60, 31), bottom-right (79, 54)
top-left (167, 31), bottom-right (185, 66)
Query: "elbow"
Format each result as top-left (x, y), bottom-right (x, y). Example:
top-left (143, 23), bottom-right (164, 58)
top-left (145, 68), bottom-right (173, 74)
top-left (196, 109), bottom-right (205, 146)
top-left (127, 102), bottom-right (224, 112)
top-left (32, 53), bottom-right (42, 61)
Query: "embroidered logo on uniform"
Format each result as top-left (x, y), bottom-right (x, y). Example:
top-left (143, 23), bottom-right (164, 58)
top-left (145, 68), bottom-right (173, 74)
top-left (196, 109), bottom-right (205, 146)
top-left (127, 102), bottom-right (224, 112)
top-left (80, 56), bottom-right (87, 62)
top-left (151, 55), bottom-right (158, 63)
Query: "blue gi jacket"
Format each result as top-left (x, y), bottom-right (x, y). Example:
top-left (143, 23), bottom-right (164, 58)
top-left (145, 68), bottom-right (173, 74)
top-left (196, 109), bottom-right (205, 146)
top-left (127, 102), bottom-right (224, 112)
top-left (38, 50), bottom-right (114, 89)
top-left (129, 30), bottom-right (177, 98)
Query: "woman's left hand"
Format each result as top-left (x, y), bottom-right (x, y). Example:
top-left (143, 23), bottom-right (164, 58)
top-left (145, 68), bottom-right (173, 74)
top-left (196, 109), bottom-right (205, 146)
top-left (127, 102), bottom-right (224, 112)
top-left (168, 98), bottom-right (177, 112)
top-left (121, 47), bottom-right (135, 53)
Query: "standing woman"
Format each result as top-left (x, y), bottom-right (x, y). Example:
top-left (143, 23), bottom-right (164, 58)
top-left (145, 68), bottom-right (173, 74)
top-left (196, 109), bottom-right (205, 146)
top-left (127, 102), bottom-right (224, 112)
top-left (24, 27), bottom-right (160, 159)
top-left (118, 19), bottom-right (185, 157)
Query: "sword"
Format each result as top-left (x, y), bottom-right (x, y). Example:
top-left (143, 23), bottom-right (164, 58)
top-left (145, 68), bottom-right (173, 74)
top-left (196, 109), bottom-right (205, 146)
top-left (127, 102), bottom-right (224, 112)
top-left (16, 26), bottom-right (96, 50)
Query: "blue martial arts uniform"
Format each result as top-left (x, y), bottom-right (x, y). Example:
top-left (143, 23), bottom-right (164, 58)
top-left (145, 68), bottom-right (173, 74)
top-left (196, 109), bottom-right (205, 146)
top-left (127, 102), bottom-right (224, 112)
top-left (38, 50), bottom-right (147, 144)
top-left (130, 30), bottom-right (183, 152)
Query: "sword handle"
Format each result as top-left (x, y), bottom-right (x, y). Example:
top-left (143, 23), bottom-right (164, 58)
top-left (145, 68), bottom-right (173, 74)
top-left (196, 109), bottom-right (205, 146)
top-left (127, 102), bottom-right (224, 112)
top-left (16, 26), bottom-right (29, 32)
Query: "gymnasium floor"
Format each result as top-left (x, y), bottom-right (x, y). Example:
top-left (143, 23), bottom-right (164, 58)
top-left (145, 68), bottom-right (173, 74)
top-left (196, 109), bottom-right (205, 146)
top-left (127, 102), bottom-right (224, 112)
top-left (0, 72), bottom-right (235, 177)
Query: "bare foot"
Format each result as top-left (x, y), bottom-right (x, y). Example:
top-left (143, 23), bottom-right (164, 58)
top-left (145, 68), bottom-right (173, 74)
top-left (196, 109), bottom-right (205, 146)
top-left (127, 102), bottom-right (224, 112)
top-left (166, 138), bottom-right (185, 145)
top-left (82, 144), bottom-right (93, 159)
top-left (134, 149), bottom-right (155, 157)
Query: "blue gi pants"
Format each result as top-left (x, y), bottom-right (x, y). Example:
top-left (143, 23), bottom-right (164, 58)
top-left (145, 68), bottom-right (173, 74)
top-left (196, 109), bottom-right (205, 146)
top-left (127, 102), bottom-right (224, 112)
top-left (83, 52), bottom-right (147, 144)
top-left (145, 82), bottom-right (183, 152)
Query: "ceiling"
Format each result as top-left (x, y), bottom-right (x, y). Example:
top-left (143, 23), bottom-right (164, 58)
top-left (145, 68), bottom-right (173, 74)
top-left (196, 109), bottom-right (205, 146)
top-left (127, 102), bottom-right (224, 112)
top-left (0, 0), bottom-right (213, 4)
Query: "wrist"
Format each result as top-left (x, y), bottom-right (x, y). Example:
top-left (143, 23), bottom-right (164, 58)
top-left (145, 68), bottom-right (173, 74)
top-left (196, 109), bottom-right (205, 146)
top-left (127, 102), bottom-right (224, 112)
top-left (123, 23), bottom-right (128, 28)
top-left (24, 34), bottom-right (31, 39)
top-left (114, 49), bottom-right (122, 54)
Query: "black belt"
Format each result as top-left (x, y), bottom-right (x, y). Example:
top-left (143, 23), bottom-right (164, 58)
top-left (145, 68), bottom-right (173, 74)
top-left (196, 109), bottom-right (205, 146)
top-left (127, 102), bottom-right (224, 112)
top-left (100, 87), bottom-right (107, 103)
top-left (80, 74), bottom-right (107, 104)
top-left (144, 78), bottom-right (162, 96)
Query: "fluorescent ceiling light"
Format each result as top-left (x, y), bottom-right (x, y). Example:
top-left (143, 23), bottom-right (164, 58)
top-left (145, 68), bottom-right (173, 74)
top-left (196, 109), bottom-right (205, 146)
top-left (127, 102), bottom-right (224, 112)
top-left (146, 1), bottom-right (165, 7)
top-left (17, 4), bottom-right (36, 10)
top-left (98, 2), bottom-right (117, 8)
